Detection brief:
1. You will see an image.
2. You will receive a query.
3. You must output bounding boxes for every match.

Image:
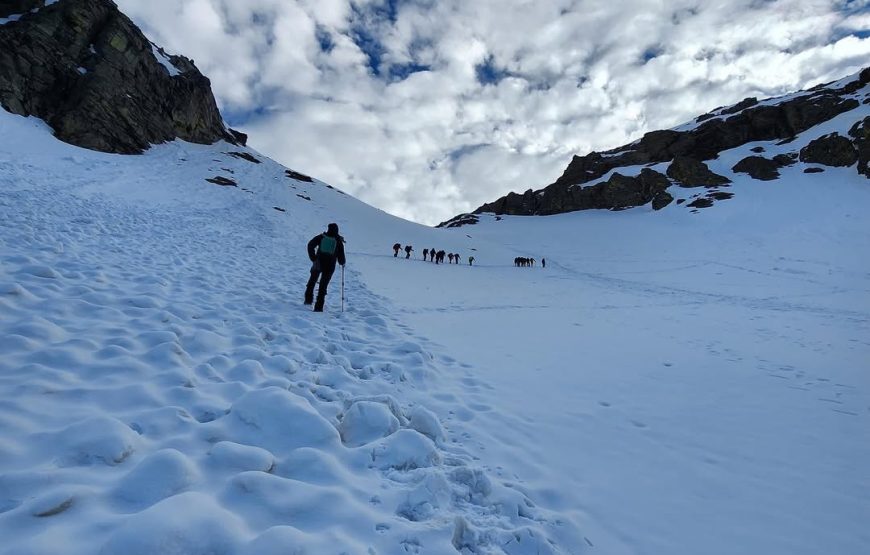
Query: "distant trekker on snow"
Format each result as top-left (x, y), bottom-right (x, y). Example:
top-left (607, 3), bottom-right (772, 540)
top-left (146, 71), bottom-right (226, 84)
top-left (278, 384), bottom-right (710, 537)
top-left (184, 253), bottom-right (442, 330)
top-left (430, 247), bottom-right (436, 262)
top-left (542, 258), bottom-right (546, 268)
top-left (405, 245), bottom-right (413, 259)
top-left (393, 243), bottom-right (401, 257)
top-left (468, 256), bottom-right (474, 266)
top-left (423, 248), bottom-right (429, 261)
top-left (305, 223), bottom-right (346, 312)
top-left (448, 253), bottom-right (454, 264)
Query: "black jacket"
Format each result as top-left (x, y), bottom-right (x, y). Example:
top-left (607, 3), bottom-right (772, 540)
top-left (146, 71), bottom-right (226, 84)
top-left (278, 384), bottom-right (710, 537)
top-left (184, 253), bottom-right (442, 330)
top-left (308, 232), bottom-right (346, 272)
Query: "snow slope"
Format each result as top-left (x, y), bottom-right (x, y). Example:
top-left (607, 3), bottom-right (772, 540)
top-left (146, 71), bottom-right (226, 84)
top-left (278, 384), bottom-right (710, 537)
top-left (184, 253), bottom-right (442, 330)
top-left (0, 111), bottom-right (578, 555)
top-left (1, 82), bottom-right (869, 555)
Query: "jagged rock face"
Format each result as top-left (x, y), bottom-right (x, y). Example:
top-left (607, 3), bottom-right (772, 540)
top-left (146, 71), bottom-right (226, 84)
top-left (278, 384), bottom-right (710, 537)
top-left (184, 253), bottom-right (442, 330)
top-left (666, 156), bottom-right (731, 187)
top-left (799, 133), bottom-right (859, 167)
top-left (463, 67), bottom-right (870, 220)
top-left (0, 0), bottom-right (237, 153)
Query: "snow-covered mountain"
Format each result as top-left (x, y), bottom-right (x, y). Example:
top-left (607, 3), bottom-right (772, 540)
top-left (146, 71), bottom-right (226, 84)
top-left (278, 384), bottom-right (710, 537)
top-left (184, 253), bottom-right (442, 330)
top-left (1, 2), bottom-right (869, 555)
top-left (440, 67), bottom-right (870, 226)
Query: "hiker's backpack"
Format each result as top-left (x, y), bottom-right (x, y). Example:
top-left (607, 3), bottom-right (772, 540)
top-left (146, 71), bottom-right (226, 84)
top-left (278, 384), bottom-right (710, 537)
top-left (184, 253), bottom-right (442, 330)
top-left (319, 234), bottom-right (338, 256)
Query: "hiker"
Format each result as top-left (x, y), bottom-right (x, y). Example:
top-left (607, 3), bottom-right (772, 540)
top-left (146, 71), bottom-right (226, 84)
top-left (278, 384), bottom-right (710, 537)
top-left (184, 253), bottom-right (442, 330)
top-left (437, 250), bottom-right (446, 264)
top-left (468, 256), bottom-right (474, 266)
top-left (542, 257), bottom-right (546, 268)
top-left (305, 223), bottom-right (346, 312)
top-left (452, 253), bottom-right (459, 264)
top-left (404, 245), bottom-right (413, 259)
top-left (430, 247), bottom-right (436, 262)
top-left (393, 243), bottom-right (401, 257)
top-left (423, 248), bottom-right (429, 262)
top-left (448, 253), bottom-right (454, 264)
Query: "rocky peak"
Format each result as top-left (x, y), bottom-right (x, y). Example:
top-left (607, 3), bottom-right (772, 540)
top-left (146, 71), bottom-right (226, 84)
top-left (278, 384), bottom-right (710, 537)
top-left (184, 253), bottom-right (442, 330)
top-left (439, 66), bottom-right (870, 227)
top-left (0, 0), bottom-right (241, 153)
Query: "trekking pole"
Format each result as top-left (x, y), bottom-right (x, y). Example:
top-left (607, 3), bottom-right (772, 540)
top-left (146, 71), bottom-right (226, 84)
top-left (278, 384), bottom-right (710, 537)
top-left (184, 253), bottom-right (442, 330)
top-left (341, 265), bottom-right (345, 312)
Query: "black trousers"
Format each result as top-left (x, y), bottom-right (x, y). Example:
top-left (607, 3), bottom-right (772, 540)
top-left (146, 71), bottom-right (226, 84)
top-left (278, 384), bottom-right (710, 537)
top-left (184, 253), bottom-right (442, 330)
top-left (305, 262), bottom-right (335, 309)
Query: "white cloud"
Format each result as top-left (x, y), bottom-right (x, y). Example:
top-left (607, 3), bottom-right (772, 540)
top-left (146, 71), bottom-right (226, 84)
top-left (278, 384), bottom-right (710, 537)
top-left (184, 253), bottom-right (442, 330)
top-left (116, 0), bottom-right (870, 225)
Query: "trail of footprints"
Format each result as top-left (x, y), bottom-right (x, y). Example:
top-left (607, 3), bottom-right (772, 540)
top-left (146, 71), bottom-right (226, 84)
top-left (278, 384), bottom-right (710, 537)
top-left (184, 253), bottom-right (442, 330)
top-left (0, 186), bottom-right (577, 554)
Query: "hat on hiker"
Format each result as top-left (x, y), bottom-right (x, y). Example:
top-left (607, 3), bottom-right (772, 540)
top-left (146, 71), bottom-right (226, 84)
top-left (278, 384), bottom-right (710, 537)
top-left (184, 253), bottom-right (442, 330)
top-left (327, 223), bottom-right (339, 236)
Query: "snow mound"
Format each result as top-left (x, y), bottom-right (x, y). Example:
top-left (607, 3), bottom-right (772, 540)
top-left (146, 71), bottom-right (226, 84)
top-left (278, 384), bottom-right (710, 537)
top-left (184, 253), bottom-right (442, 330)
top-left (339, 400), bottom-right (400, 446)
top-left (99, 492), bottom-right (246, 555)
top-left (224, 387), bottom-right (340, 454)
top-left (113, 449), bottom-right (200, 508)
top-left (371, 429), bottom-right (441, 470)
top-left (48, 416), bottom-right (140, 467)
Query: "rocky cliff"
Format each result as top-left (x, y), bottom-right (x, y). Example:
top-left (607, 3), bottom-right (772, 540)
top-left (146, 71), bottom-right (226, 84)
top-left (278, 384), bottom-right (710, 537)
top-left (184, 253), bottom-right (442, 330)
top-left (0, 0), bottom-right (242, 153)
top-left (440, 67), bottom-right (870, 227)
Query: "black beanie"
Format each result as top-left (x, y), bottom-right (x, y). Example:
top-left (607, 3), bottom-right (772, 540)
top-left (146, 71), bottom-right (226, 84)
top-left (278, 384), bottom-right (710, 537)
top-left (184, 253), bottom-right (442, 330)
top-left (327, 223), bottom-right (339, 236)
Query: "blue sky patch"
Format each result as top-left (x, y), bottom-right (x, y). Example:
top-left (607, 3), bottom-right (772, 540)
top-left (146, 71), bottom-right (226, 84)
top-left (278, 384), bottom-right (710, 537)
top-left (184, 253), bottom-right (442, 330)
top-left (475, 55), bottom-right (512, 86)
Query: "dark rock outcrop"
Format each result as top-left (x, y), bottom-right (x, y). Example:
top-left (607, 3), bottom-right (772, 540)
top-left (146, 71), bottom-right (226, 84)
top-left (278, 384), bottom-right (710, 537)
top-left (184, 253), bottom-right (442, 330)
top-left (848, 116), bottom-right (870, 177)
top-left (732, 156), bottom-right (782, 181)
top-left (666, 156), bottom-right (731, 187)
top-left (0, 0), bottom-right (237, 153)
top-left (687, 197), bottom-right (713, 209)
top-left (438, 213), bottom-right (479, 228)
top-left (773, 153), bottom-right (797, 166)
top-left (228, 151), bottom-right (260, 164)
top-left (228, 129), bottom-right (248, 146)
top-left (206, 176), bottom-right (236, 187)
top-left (473, 168), bottom-right (671, 216)
top-left (651, 190), bottom-right (674, 210)
top-left (286, 169), bottom-right (314, 182)
top-left (799, 133), bottom-right (858, 167)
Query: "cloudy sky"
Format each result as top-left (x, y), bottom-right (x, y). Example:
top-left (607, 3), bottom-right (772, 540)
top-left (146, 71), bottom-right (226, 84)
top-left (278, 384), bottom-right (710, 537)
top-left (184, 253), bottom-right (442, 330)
top-left (117, 0), bottom-right (870, 225)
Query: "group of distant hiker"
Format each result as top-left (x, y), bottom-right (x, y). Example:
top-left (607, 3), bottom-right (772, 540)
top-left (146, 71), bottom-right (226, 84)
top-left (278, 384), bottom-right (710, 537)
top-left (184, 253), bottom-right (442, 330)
top-left (515, 256), bottom-right (544, 268)
top-left (393, 243), bottom-right (474, 265)
top-left (303, 222), bottom-right (550, 313)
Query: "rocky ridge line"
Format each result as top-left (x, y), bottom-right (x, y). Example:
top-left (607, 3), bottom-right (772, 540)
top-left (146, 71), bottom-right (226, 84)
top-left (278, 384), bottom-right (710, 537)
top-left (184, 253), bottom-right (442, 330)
top-left (440, 67), bottom-right (870, 227)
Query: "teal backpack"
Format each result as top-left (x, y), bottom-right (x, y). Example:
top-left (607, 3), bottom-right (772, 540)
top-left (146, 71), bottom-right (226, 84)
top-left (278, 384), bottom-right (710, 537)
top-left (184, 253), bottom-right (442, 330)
top-left (319, 234), bottom-right (337, 256)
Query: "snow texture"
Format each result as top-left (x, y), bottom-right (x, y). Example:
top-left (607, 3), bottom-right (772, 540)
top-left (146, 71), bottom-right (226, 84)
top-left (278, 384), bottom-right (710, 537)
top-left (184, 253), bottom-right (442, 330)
top-left (0, 75), bottom-right (869, 555)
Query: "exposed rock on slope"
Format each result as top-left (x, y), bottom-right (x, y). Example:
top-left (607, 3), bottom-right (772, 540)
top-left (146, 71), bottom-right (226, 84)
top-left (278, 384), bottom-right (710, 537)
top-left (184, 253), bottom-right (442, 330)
top-left (0, 0), bottom-right (238, 153)
top-left (440, 67), bottom-right (870, 226)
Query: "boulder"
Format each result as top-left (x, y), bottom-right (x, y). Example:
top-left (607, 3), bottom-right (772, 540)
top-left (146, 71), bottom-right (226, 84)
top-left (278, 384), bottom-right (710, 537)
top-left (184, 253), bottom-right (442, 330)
top-left (651, 190), bottom-right (674, 210)
top-left (732, 156), bottom-right (781, 180)
top-left (773, 153), bottom-right (797, 166)
top-left (799, 133), bottom-right (858, 167)
top-left (666, 156), bottom-right (731, 187)
top-left (0, 0), bottom-right (236, 153)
